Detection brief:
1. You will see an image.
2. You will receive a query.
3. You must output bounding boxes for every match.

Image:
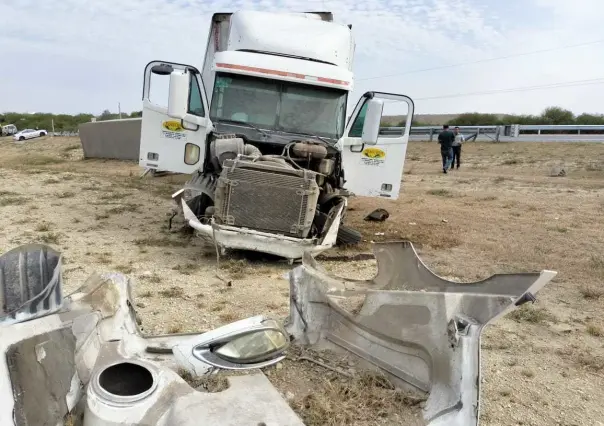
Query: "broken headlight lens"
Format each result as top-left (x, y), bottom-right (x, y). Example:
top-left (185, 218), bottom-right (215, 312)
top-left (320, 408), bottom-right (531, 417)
top-left (214, 320), bottom-right (288, 364)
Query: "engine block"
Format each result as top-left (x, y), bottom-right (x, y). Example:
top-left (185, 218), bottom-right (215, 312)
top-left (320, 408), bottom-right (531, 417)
top-left (214, 159), bottom-right (320, 238)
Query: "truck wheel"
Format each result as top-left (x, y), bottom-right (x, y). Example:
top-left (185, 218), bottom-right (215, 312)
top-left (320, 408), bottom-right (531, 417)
top-left (336, 224), bottom-right (362, 246)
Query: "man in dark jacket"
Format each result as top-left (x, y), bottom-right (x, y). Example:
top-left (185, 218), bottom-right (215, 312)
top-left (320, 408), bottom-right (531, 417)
top-left (437, 125), bottom-right (455, 174)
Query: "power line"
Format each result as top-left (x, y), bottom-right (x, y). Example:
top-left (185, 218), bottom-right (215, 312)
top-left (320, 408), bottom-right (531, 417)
top-left (358, 39), bottom-right (604, 81)
top-left (412, 78), bottom-right (604, 101)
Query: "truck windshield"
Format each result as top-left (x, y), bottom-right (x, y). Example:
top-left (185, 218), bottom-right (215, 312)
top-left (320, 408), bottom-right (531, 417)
top-left (210, 73), bottom-right (347, 140)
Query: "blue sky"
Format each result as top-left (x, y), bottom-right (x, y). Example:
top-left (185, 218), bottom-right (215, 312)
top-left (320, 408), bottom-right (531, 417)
top-left (1, 0), bottom-right (603, 116)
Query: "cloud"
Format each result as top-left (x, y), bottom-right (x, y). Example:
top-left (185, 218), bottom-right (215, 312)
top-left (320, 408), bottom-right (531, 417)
top-left (1, 0), bottom-right (602, 115)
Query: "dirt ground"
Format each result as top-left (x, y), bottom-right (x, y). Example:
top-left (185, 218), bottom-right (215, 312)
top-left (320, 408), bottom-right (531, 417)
top-left (1, 136), bottom-right (603, 425)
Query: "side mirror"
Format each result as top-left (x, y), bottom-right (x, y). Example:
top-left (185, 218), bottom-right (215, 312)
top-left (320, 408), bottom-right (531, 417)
top-left (361, 98), bottom-right (384, 145)
top-left (173, 316), bottom-right (289, 374)
top-left (167, 70), bottom-right (190, 119)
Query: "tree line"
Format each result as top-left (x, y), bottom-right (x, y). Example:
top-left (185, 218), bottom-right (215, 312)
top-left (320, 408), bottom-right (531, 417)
top-left (3, 105), bottom-right (603, 133)
top-left (0, 110), bottom-right (143, 132)
top-left (408, 106), bottom-right (604, 127)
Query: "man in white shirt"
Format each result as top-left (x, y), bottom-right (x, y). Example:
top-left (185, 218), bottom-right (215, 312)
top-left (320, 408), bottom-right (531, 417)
top-left (451, 126), bottom-right (465, 170)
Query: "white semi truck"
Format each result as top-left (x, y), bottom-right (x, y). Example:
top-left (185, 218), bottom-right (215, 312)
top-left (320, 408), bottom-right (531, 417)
top-left (138, 10), bottom-right (414, 260)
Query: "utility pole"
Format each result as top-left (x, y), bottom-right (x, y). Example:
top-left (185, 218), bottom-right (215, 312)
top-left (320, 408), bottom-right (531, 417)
top-left (118, 102), bottom-right (122, 119)
top-left (51, 119), bottom-right (55, 137)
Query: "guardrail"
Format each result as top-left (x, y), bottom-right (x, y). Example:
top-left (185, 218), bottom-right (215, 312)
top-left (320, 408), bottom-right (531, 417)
top-left (50, 131), bottom-right (79, 137)
top-left (380, 124), bottom-right (604, 142)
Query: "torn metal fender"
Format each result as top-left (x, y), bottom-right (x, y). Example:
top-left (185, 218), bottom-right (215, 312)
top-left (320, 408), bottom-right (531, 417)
top-left (174, 189), bottom-right (344, 260)
top-left (0, 252), bottom-right (303, 426)
top-left (286, 241), bottom-right (557, 426)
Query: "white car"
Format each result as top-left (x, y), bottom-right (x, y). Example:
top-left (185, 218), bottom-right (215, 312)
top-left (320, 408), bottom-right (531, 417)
top-left (13, 128), bottom-right (47, 141)
top-left (1, 124), bottom-right (18, 136)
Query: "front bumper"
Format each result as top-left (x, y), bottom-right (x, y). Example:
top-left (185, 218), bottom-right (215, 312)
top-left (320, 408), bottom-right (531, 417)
top-left (173, 189), bottom-right (344, 260)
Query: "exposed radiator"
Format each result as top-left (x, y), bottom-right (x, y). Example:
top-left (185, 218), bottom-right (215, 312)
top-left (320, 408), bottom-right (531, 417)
top-left (214, 159), bottom-right (320, 238)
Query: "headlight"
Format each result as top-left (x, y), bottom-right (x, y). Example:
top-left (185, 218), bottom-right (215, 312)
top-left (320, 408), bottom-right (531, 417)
top-left (214, 321), bottom-right (289, 364)
top-left (180, 316), bottom-right (290, 371)
top-left (184, 143), bottom-right (200, 165)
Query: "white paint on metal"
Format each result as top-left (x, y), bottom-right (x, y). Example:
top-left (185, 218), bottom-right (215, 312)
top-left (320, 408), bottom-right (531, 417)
top-left (181, 198), bottom-right (344, 260)
top-left (227, 11), bottom-right (353, 70)
top-left (212, 51), bottom-right (353, 91)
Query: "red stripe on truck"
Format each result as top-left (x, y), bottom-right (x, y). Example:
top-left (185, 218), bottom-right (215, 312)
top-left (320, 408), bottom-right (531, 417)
top-left (215, 63), bottom-right (350, 87)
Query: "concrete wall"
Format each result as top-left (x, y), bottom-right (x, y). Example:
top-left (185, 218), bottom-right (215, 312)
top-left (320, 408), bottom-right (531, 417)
top-left (79, 118), bottom-right (142, 161)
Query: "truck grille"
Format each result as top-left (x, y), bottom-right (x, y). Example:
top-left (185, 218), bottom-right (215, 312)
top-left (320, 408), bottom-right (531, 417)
top-left (214, 159), bottom-right (320, 238)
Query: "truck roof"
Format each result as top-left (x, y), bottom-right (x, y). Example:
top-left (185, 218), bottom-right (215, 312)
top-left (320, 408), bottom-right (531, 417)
top-left (210, 11), bottom-right (354, 70)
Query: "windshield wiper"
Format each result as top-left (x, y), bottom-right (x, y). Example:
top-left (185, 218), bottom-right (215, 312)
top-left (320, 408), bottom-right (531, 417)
top-left (214, 119), bottom-right (270, 138)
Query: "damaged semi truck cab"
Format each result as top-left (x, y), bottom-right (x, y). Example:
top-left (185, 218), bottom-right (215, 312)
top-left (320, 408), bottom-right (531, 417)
top-left (138, 11), bottom-right (414, 260)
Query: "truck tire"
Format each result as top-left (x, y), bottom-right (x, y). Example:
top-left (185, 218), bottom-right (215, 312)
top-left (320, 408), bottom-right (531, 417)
top-left (336, 224), bottom-right (362, 246)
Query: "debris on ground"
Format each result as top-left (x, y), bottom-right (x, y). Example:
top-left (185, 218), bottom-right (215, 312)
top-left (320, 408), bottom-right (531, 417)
top-left (550, 166), bottom-right (567, 177)
top-left (364, 208), bottom-right (390, 222)
top-left (177, 368), bottom-right (230, 393)
top-left (267, 346), bottom-right (426, 426)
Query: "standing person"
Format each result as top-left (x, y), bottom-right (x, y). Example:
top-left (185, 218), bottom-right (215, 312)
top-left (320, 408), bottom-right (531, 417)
top-left (451, 126), bottom-right (465, 170)
top-left (437, 125), bottom-right (454, 174)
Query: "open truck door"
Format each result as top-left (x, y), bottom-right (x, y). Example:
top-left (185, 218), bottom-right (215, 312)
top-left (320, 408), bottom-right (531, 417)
top-left (339, 92), bottom-right (414, 200)
top-left (140, 61), bottom-right (212, 174)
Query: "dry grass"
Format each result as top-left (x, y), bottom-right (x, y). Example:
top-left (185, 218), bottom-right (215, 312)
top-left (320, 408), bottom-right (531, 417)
top-left (587, 324), bottom-right (603, 337)
top-left (20, 155), bottom-right (64, 167)
top-left (63, 413), bottom-right (75, 426)
top-left (63, 144), bottom-right (81, 152)
top-left (0, 196), bottom-right (27, 206)
top-left (114, 264), bottom-right (134, 274)
top-left (218, 312), bottom-right (238, 323)
top-left (426, 188), bottom-right (454, 197)
top-left (172, 263), bottom-right (199, 275)
top-left (177, 368), bottom-right (230, 392)
top-left (100, 192), bottom-right (128, 201)
top-left (133, 236), bottom-right (188, 248)
top-left (147, 274), bottom-right (162, 284)
top-left (39, 232), bottom-right (61, 245)
top-left (159, 286), bottom-right (185, 298)
top-left (589, 255), bottom-right (604, 272)
top-left (577, 353), bottom-right (604, 372)
top-left (269, 346), bottom-right (426, 426)
top-left (292, 372), bottom-right (424, 426)
top-left (57, 191), bottom-right (76, 199)
top-left (580, 286), bottom-right (604, 300)
top-left (35, 223), bottom-right (51, 232)
top-left (168, 323), bottom-right (183, 333)
top-left (508, 305), bottom-right (556, 324)
top-left (520, 369), bottom-right (535, 378)
top-left (219, 259), bottom-right (250, 278)
top-left (106, 204), bottom-right (140, 214)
